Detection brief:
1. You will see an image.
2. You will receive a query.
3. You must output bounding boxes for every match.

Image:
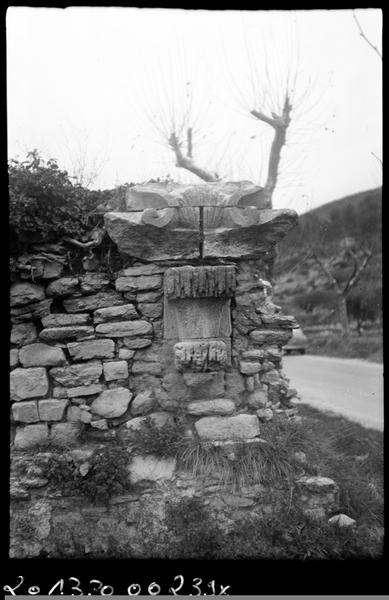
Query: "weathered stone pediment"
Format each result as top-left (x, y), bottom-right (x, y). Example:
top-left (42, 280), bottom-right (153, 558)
top-left (105, 181), bottom-right (297, 261)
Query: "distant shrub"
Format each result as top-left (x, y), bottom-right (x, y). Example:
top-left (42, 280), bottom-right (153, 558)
top-left (9, 150), bottom-right (104, 248)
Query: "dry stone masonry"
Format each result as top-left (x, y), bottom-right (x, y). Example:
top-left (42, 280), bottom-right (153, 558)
top-left (10, 180), bottom-right (340, 557)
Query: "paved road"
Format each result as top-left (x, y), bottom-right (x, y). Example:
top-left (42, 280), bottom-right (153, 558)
top-left (282, 354), bottom-right (384, 431)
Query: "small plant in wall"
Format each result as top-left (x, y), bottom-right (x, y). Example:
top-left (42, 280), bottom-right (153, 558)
top-left (42, 443), bottom-right (131, 503)
top-left (131, 416), bottom-right (187, 458)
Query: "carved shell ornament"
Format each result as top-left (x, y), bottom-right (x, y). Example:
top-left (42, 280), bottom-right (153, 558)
top-left (104, 180), bottom-right (298, 261)
top-left (125, 180), bottom-right (269, 229)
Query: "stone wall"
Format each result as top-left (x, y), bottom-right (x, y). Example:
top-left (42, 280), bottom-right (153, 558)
top-left (10, 180), bottom-right (339, 557)
top-left (10, 257), bottom-right (299, 449)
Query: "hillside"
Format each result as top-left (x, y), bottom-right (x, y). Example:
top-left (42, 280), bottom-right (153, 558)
top-left (273, 187), bottom-right (382, 334)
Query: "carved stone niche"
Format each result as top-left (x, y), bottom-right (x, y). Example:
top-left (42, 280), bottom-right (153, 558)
top-left (163, 265), bottom-right (235, 372)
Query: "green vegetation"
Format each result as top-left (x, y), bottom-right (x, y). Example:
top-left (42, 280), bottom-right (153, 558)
top-left (179, 418), bottom-right (307, 489)
top-left (130, 416), bottom-right (186, 458)
top-left (275, 187), bottom-right (382, 347)
top-left (9, 150), bottom-right (104, 251)
top-left (306, 329), bottom-right (383, 363)
top-left (41, 443), bottom-right (131, 503)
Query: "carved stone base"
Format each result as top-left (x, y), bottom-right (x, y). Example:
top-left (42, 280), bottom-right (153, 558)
top-left (174, 340), bottom-right (228, 372)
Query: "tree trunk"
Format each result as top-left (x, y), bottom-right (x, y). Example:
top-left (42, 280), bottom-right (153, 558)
top-left (337, 293), bottom-right (350, 338)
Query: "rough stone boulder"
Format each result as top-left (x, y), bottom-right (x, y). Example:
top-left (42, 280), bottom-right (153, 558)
top-left (49, 362), bottom-right (102, 387)
top-left (67, 339), bottom-right (115, 361)
top-left (11, 367), bottom-right (49, 401)
top-left (195, 414), bottom-right (260, 440)
top-left (128, 455), bottom-right (176, 484)
top-left (19, 343), bottom-right (66, 367)
top-left (96, 320), bottom-right (152, 338)
top-left (10, 282), bottom-right (45, 307)
top-left (46, 277), bottom-right (79, 297)
top-left (91, 387), bottom-right (132, 418)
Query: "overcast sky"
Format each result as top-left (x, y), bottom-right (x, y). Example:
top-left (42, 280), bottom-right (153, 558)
top-left (6, 7), bottom-right (382, 214)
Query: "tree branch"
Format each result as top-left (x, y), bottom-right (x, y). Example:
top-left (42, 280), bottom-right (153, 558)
top-left (353, 11), bottom-right (382, 59)
top-left (310, 248), bottom-right (341, 291)
top-left (343, 248), bottom-right (373, 294)
top-left (169, 131), bottom-right (219, 182)
top-left (251, 94), bottom-right (292, 205)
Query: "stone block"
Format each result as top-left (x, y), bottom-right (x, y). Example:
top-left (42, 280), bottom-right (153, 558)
top-left (19, 343), bottom-right (66, 367)
top-left (67, 339), bottom-right (115, 361)
top-left (103, 360), bottom-right (129, 381)
top-left (79, 273), bottom-right (111, 294)
top-left (11, 367), bottom-right (49, 401)
top-left (128, 455), bottom-right (176, 484)
top-left (66, 383), bottom-right (104, 398)
top-left (49, 361), bottom-right (102, 387)
top-left (93, 304), bottom-right (138, 323)
top-left (14, 424), bottom-right (49, 449)
top-left (161, 372), bottom-right (189, 401)
top-left (296, 476), bottom-right (338, 494)
top-left (174, 340), bottom-right (228, 372)
top-left (10, 349), bottom-right (19, 369)
top-left (256, 408), bottom-right (273, 421)
top-left (136, 290), bottom-right (163, 303)
top-left (10, 282), bottom-right (45, 307)
top-left (245, 376), bottom-right (255, 392)
top-left (120, 263), bottom-right (166, 277)
top-left (96, 320), bottom-right (152, 338)
top-left (134, 345), bottom-right (162, 362)
top-left (241, 349), bottom-right (265, 360)
top-left (52, 386), bottom-right (69, 398)
top-left (137, 302), bottom-right (163, 319)
top-left (39, 326), bottom-right (94, 342)
top-left (164, 297), bottom-right (231, 340)
top-left (67, 405), bottom-right (82, 422)
top-left (11, 400), bottom-right (39, 423)
top-left (195, 414), bottom-right (260, 440)
top-left (123, 337), bottom-right (152, 349)
top-left (11, 299), bottom-right (52, 323)
top-left (328, 514), bottom-right (356, 528)
top-left (164, 265), bottom-right (236, 299)
top-left (261, 369), bottom-right (282, 385)
top-left (11, 322), bottom-right (38, 347)
top-left (118, 348), bottom-right (135, 360)
top-left (63, 290), bottom-right (125, 313)
top-left (224, 371), bottom-right (245, 397)
top-left (18, 254), bottom-right (64, 280)
top-left (50, 423), bottom-right (82, 446)
top-left (46, 277), bottom-right (79, 297)
top-left (239, 361), bottom-right (261, 375)
top-left (186, 399), bottom-right (235, 416)
top-left (115, 275), bottom-right (162, 292)
top-left (41, 313), bottom-right (90, 327)
top-left (91, 387), bottom-right (132, 418)
top-left (247, 390), bottom-right (268, 409)
top-left (183, 370), bottom-right (225, 399)
top-left (131, 390), bottom-right (155, 416)
top-left (132, 361), bottom-right (162, 375)
top-left (104, 211), bottom-right (200, 261)
top-left (91, 419), bottom-right (108, 430)
top-left (249, 329), bottom-right (292, 345)
top-left (38, 399), bottom-right (68, 421)
top-left (264, 346), bottom-right (283, 361)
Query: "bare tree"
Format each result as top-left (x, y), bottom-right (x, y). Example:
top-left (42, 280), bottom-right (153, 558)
top-left (309, 238), bottom-right (373, 338)
top-left (168, 128), bottom-right (219, 182)
top-left (250, 92), bottom-right (292, 207)
top-left (352, 10), bottom-right (382, 60)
